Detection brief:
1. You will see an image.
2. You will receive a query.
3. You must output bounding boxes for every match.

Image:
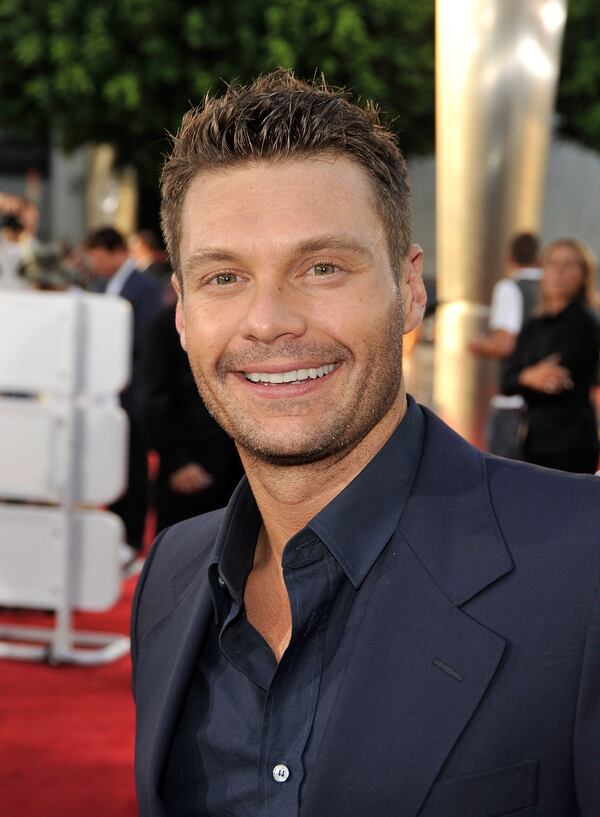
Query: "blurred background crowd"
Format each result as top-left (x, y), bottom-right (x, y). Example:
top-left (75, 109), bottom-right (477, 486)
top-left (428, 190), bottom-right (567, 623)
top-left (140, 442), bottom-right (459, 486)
top-left (0, 206), bottom-right (244, 563)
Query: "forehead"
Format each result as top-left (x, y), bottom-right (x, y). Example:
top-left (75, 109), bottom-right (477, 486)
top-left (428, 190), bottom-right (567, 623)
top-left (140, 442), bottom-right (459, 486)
top-left (179, 156), bottom-right (386, 262)
top-left (546, 245), bottom-right (581, 264)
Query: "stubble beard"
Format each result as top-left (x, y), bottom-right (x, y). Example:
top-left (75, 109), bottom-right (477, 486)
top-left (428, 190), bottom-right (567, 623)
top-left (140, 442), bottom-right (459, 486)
top-left (187, 304), bottom-right (405, 468)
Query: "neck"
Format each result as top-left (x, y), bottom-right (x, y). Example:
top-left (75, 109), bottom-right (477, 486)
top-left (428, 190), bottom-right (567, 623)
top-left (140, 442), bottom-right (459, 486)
top-left (240, 389), bottom-right (407, 562)
top-left (136, 254), bottom-right (153, 270)
top-left (544, 294), bottom-right (571, 315)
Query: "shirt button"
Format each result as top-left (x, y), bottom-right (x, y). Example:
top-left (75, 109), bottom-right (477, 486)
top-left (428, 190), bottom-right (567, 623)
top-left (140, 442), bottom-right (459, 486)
top-left (272, 764), bottom-right (290, 783)
top-left (217, 576), bottom-right (226, 588)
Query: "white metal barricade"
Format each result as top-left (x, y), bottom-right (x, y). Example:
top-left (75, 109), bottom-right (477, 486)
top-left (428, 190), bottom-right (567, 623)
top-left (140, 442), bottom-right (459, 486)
top-left (0, 396), bottom-right (128, 504)
top-left (0, 290), bottom-right (133, 664)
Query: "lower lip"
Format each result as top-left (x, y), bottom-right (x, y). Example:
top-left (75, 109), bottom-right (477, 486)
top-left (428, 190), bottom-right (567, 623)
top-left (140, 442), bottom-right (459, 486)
top-left (232, 366), bottom-right (340, 399)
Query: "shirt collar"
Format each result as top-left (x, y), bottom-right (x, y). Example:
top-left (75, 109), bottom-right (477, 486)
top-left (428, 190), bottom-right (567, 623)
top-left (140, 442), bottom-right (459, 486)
top-left (209, 396), bottom-right (426, 615)
top-left (513, 266), bottom-right (542, 281)
top-left (105, 257), bottom-right (136, 295)
top-left (306, 395), bottom-right (425, 588)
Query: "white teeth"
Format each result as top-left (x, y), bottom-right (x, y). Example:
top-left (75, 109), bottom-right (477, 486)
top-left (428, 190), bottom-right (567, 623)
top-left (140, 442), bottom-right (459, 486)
top-left (244, 363), bottom-right (335, 384)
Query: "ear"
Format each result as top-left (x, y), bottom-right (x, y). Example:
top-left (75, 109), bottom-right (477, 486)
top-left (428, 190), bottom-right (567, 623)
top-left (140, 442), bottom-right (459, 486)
top-left (172, 273), bottom-right (188, 352)
top-left (401, 244), bottom-right (427, 334)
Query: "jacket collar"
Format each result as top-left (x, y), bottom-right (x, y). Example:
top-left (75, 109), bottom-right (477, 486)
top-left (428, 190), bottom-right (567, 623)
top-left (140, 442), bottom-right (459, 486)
top-left (398, 406), bottom-right (513, 606)
top-left (309, 395), bottom-right (425, 588)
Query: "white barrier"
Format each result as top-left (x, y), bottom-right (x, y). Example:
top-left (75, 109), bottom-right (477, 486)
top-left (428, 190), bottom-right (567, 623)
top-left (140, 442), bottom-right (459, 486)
top-left (0, 290), bottom-right (132, 664)
top-left (0, 291), bottom-right (131, 395)
top-left (0, 505), bottom-right (122, 611)
top-left (0, 397), bottom-right (128, 504)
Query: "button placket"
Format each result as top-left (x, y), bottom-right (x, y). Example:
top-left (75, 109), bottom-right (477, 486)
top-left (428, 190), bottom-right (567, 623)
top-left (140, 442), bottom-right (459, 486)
top-left (260, 537), bottom-right (337, 815)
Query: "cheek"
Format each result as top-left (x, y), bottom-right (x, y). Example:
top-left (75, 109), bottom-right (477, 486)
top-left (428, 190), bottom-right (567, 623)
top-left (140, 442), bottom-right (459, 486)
top-left (568, 271), bottom-right (584, 293)
top-left (184, 306), bottom-right (232, 368)
top-left (342, 301), bottom-right (401, 353)
top-left (321, 283), bottom-right (399, 338)
top-left (323, 303), bottom-right (364, 336)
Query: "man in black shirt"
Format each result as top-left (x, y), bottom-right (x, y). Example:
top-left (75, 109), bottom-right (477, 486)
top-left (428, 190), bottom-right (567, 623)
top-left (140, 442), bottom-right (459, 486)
top-left (132, 72), bottom-right (600, 816)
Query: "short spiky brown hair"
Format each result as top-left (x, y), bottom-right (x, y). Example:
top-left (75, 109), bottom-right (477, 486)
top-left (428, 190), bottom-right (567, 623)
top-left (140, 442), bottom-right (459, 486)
top-left (160, 70), bottom-right (411, 283)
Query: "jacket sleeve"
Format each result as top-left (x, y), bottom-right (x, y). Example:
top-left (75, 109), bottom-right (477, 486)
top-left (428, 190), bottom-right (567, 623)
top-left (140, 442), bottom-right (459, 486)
top-left (130, 526), bottom-right (170, 699)
top-left (139, 309), bottom-right (175, 450)
top-left (500, 326), bottom-right (530, 397)
top-left (139, 307), bottom-right (201, 473)
top-left (574, 574), bottom-right (600, 814)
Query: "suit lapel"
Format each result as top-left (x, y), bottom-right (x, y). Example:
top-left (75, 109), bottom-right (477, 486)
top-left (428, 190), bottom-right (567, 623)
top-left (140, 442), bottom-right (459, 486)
top-left (399, 408), bottom-right (514, 607)
top-left (302, 410), bottom-right (513, 817)
top-left (302, 539), bottom-right (506, 817)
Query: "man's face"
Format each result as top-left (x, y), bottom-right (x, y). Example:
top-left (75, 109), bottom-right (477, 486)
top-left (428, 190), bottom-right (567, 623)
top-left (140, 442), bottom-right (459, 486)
top-left (128, 235), bottom-right (145, 264)
top-left (128, 235), bottom-right (152, 267)
top-left (176, 156), bottom-right (425, 466)
top-left (86, 247), bottom-right (122, 278)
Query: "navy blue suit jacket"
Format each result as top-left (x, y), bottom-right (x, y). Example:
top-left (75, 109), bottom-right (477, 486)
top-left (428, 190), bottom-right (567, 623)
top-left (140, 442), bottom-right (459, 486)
top-left (131, 408), bottom-right (600, 816)
top-left (119, 269), bottom-right (162, 420)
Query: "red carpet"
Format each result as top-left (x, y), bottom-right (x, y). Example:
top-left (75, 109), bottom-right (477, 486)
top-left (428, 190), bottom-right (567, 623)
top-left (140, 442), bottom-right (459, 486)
top-left (0, 577), bottom-right (138, 817)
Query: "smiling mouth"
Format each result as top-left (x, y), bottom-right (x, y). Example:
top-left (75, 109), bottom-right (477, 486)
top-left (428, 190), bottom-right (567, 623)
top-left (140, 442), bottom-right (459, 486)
top-left (243, 363), bottom-right (336, 384)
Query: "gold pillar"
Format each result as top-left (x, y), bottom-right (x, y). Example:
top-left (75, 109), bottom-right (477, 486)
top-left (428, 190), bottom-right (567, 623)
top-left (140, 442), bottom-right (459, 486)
top-left (85, 144), bottom-right (138, 236)
top-left (434, 0), bottom-right (567, 444)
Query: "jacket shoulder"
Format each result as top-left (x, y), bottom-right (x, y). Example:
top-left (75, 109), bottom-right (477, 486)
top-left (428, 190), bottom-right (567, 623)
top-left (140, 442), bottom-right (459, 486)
top-left (418, 407), bottom-right (600, 590)
top-left (132, 508), bottom-right (225, 645)
top-left (485, 453), bottom-right (600, 569)
top-left (123, 268), bottom-right (161, 298)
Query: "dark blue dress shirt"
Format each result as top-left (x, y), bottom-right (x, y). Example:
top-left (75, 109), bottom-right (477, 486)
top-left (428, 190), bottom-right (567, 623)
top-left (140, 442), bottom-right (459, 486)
top-left (161, 397), bottom-right (426, 816)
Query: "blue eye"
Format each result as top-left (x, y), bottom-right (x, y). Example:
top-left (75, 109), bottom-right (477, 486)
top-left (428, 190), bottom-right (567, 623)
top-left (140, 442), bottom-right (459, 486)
top-left (312, 263), bottom-right (336, 276)
top-left (214, 272), bottom-right (237, 285)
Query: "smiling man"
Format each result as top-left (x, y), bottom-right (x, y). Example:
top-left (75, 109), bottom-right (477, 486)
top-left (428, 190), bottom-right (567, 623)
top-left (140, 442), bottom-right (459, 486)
top-left (131, 73), bottom-right (600, 817)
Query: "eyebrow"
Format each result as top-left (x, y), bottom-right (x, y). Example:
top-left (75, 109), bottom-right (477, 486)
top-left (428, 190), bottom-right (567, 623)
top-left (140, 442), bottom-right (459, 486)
top-left (181, 234), bottom-right (376, 279)
top-left (293, 235), bottom-right (375, 261)
top-left (182, 249), bottom-right (239, 279)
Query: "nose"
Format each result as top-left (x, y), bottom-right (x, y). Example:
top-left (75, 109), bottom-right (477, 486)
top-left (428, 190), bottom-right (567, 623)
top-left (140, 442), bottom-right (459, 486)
top-left (239, 279), bottom-right (307, 344)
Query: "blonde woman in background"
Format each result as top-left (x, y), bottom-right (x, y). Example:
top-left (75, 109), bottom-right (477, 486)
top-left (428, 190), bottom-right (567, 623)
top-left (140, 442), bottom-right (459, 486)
top-left (502, 238), bottom-right (600, 473)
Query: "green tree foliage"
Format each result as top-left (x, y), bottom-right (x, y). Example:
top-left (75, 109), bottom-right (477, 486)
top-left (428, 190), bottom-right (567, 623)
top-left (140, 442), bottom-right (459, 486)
top-left (6, 0), bottom-right (596, 227)
top-left (556, 0), bottom-right (600, 152)
top-left (0, 0), bottom-right (435, 176)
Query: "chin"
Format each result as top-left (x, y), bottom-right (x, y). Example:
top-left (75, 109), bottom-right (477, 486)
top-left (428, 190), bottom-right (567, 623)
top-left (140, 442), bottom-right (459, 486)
top-left (246, 448), bottom-right (338, 468)
top-left (237, 424), bottom-right (372, 468)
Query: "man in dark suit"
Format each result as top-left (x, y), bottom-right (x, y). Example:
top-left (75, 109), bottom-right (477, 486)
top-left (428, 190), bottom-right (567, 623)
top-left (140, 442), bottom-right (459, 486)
top-left (85, 226), bottom-right (162, 552)
top-left (131, 72), bottom-right (600, 816)
top-left (140, 302), bottom-right (244, 533)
